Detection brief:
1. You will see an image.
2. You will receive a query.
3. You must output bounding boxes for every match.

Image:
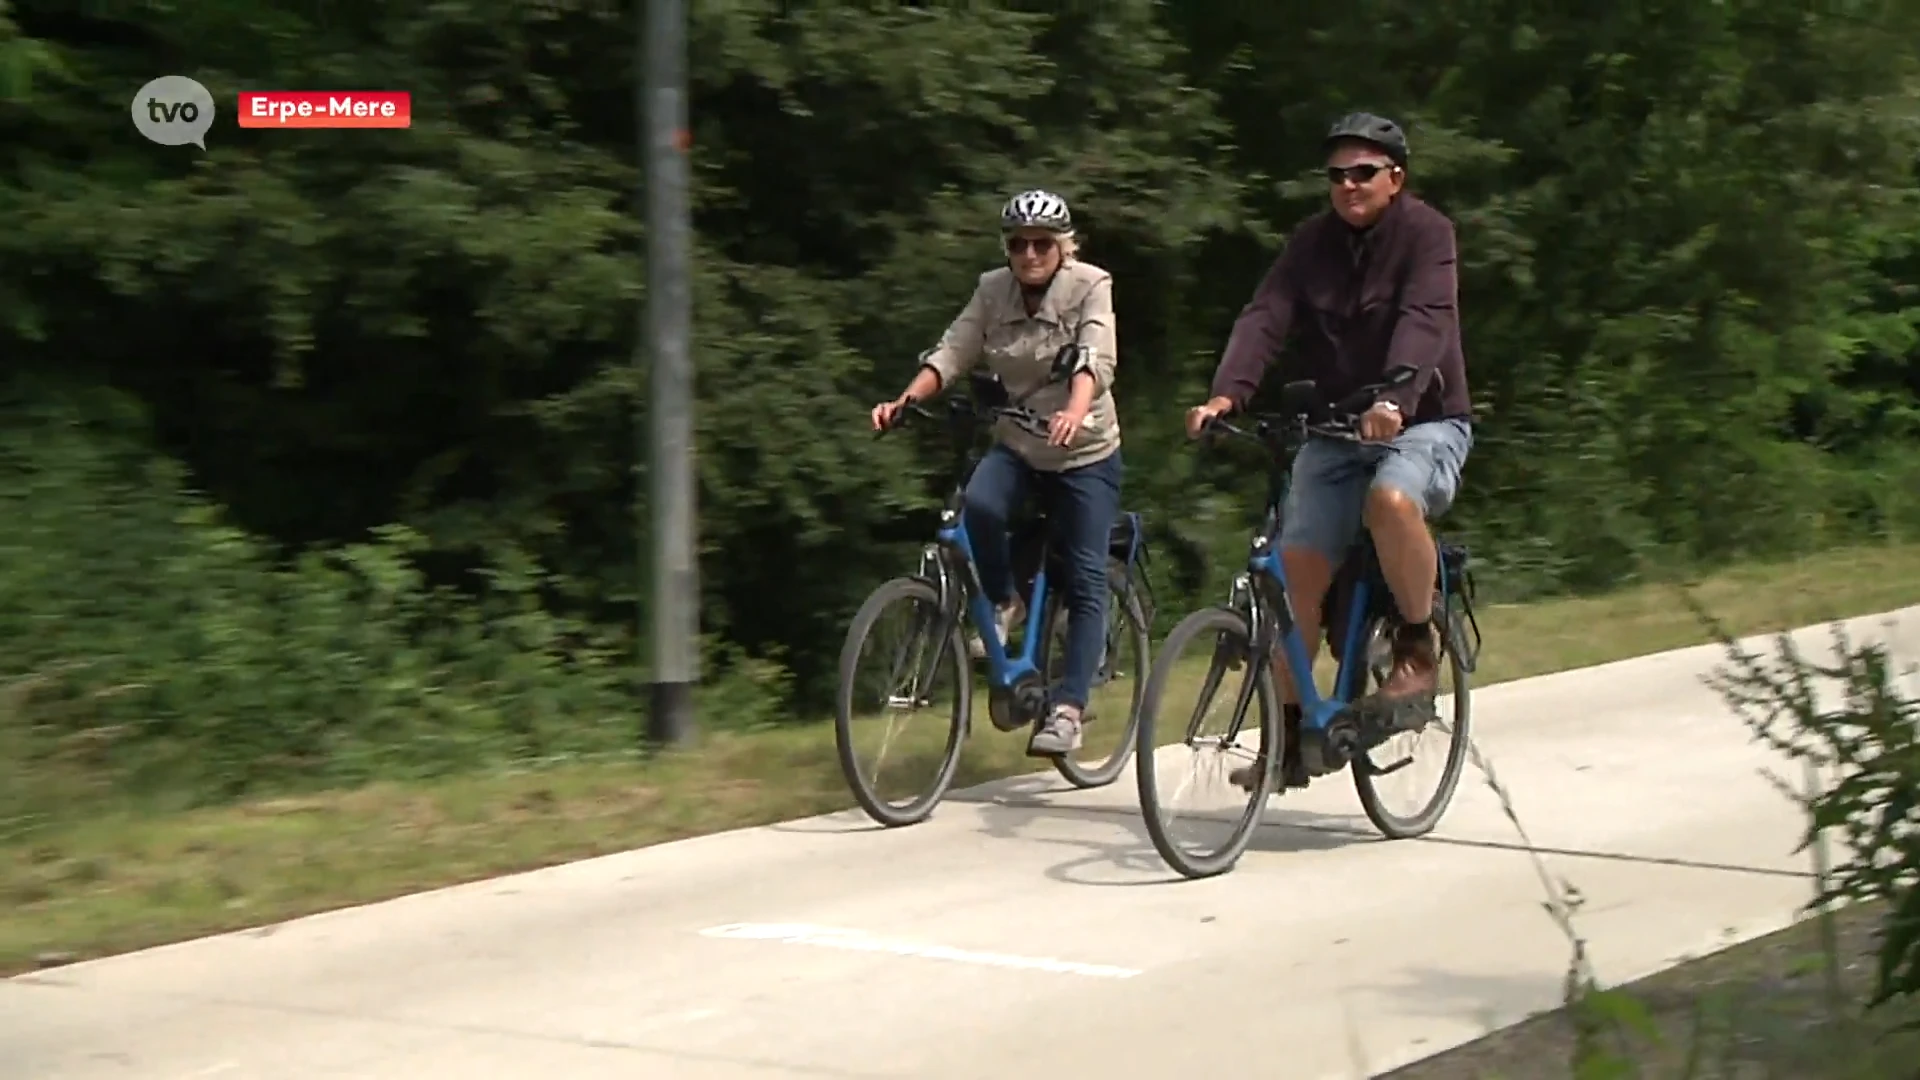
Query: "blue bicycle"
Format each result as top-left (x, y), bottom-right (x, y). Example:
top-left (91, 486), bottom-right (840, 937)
top-left (835, 361), bottom-right (1157, 828)
top-left (1134, 367), bottom-right (1483, 878)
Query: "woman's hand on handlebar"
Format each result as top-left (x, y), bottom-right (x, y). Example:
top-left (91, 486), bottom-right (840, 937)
top-left (1046, 406), bottom-right (1088, 447)
top-left (871, 396), bottom-right (913, 432)
top-left (1185, 395), bottom-right (1234, 439)
top-left (875, 365), bottom-right (946, 433)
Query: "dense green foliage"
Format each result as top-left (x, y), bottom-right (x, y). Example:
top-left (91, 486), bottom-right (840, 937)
top-left (2, 0), bottom-right (1918, 808)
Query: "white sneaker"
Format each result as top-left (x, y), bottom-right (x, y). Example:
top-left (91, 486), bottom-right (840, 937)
top-left (1027, 705), bottom-right (1083, 756)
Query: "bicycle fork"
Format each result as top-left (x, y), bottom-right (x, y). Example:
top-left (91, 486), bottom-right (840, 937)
top-left (1180, 576), bottom-right (1271, 753)
top-left (874, 546), bottom-right (964, 709)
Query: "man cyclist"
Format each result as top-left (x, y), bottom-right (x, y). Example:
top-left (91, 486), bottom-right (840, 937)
top-left (1184, 112), bottom-right (1473, 794)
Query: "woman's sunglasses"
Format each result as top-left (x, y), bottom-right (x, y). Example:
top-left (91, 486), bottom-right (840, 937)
top-left (1326, 162), bottom-right (1396, 185)
top-left (1006, 235), bottom-right (1056, 256)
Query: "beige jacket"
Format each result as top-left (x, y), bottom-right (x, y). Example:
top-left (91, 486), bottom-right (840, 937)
top-left (918, 259), bottom-right (1121, 473)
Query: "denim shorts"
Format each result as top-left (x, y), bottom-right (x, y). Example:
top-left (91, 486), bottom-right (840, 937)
top-left (1278, 417), bottom-right (1473, 563)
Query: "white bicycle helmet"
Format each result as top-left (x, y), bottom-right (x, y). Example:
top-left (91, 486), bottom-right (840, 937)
top-left (1000, 189), bottom-right (1073, 235)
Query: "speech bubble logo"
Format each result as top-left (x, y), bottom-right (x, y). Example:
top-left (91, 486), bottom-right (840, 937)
top-left (131, 75), bottom-right (216, 149)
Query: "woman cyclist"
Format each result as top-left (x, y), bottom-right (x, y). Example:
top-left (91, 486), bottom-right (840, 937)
top-left (869, 189), bottom-right (1123, 757)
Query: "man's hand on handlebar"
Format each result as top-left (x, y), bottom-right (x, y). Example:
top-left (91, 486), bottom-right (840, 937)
top-left (1358, 401), bottom-right (1404, 443)
top-left (1185, 395), bottom-right (1235, 439)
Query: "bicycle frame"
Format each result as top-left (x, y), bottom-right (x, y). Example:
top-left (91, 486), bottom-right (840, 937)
top-left (1206, 368), bottom-right (1422, 736)
top-left (896, 393), bottom-right (1059, 700)
top-left (931, 505), bottom-right (1050, 693)
top-left (1237, 477), bottom-right (1385, 734)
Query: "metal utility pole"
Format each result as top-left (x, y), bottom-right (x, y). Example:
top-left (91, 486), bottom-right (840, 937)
top-left (640, 0), bottom-right (697, 745)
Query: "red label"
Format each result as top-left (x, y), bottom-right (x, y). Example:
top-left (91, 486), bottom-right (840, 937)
top-left (237, 91), bottom-right (411, 129)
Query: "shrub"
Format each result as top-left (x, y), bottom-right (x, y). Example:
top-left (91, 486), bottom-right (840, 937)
top-left (1705, 617), bottom-right (1920, 1013)
top-left (0, 381), bottom-right (644, 829)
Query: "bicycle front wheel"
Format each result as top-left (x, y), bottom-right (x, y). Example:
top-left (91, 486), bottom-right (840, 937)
top-left (833, 576), bottom-right (971, 827)
top-left (1134, 605), bottom-right (1281, 879)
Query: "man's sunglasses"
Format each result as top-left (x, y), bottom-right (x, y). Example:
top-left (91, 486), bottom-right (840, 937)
top-left (1006, 235), bottom-right (1056, 256)
top-left (1326, 162), bottom-right (1396, 185)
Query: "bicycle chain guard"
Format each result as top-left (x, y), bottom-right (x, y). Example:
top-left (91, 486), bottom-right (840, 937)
top-left (987, 673), bottom-right (1049, 733)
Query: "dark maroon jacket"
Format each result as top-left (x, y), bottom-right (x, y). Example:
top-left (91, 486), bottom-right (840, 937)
top-left (1209, 193), bottom-right (1472, 423)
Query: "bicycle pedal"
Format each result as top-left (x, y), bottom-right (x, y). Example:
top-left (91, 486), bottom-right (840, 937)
top-left (1351, 701), bottom-right (1432, 753)
top-left (1369, 754), bottom-right (1416, 776)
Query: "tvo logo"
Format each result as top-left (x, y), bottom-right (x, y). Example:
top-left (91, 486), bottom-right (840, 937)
top-left (131, 75), bottom-right (216, 149)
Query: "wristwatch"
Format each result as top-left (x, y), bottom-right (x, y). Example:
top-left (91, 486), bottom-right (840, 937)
top-left (1375, 400), bottom-right (1400, 413)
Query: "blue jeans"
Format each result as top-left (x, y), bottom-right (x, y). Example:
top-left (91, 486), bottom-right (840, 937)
top-left (962, 444), bottom-right (1123, 710)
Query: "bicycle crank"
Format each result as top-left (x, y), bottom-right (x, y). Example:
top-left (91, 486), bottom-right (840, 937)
top-left (988, 674), bottom-right (1051, 732)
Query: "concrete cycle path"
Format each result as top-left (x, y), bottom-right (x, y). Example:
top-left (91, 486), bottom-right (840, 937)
top-left (7, 606), bottom-right (1918, 1080)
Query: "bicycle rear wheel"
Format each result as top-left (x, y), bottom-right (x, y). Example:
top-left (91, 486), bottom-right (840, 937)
top-left (1351, 593), bottom-right (1473, 839)
top-left (1036, 563), bottom-right (1151, 789)
top-left (833, 576), bottom-right (971, 827)
top-left (1134, 605), bottom-right (1281, 879)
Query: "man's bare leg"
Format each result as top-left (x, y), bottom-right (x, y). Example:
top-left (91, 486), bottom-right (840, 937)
top-left (1363, 486), bottom-right (1439, 703)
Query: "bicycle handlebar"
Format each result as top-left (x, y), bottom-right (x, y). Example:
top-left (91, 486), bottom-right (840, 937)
top-left (1204, 413), bottom-right (1363, 446)
top-left (874, 342), bottom-right (1097, 443)
top-left (1199, 366), bottom-right (1418, 450)
top-left (872, 396), bottom-right (1052, 440)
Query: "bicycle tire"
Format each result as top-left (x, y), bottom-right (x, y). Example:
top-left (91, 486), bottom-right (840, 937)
top-left (1038, 564), bottom-right (1152, 790)
top-left (1351, 593), bottom-right (1474, 839)
top-left (1134, 605), bottom-right (1281, 879)
top-left (833, 575), bottom-right (972, 828)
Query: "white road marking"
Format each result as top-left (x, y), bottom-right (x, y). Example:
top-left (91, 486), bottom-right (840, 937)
top-left (697, 923), bottom-right (1143, 979)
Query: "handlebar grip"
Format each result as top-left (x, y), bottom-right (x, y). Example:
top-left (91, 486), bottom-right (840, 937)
top-left (1200, 415), bottom-right (1249, 441)
top-left (872, 401), bottom-right (936, 439)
